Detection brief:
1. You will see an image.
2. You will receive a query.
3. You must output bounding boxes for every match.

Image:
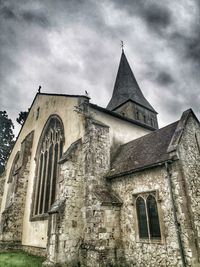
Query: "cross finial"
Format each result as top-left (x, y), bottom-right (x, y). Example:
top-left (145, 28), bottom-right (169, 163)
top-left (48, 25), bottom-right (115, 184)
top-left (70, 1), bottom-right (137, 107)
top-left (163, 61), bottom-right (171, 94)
top-left (121, 40), bottom-right (124, 51)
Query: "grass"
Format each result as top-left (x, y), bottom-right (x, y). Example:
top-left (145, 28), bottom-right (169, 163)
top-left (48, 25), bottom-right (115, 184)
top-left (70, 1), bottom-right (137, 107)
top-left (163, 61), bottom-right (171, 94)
top-left (0, 251), bottom-right (45, 267)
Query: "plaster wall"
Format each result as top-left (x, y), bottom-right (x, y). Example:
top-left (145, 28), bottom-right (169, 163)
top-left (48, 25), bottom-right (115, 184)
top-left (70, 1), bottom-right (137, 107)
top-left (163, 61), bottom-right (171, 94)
top-left (0, 94), bottom-right (85, 248)
top-left (90, 107), bottom-right (151, 155)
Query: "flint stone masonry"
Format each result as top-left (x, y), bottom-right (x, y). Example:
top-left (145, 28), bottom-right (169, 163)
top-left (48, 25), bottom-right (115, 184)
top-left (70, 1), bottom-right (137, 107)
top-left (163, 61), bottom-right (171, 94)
top-left (0, 173), bottom-right (6, 212)
top-left (45, 117), bottom-right (126, 267)
top-left (177, 115), bottom-right (200, 265)
top-left (114, 100), bottom-right (158, 129)
top-left (110, 166), bottom-right (183, 267)
top-left (0, 92), bottom-right (200, 267)
top-left (46, 138), bottom-right (84, 266)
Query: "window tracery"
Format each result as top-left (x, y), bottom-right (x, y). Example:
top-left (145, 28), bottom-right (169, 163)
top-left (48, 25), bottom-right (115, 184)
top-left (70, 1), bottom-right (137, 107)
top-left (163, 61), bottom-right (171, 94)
top-left (135, 191), bottom-right (161, 240)
top-left (32, 116), bottom-right (64, 218)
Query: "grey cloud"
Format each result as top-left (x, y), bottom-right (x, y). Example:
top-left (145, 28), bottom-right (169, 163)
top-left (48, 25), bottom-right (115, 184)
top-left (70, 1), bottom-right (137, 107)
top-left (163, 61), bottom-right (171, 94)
top-left (110, 0), bottom-right (172, 33)
top-left (0, 0), bottom-right (199, 135)
top-left (185, 34), bottom-right (200, 66)
top-left (0, 6), bottom-right (17, 20)
top-left (171, 30), bottom-right (200, 67)
top-left (21, 10), bottom-right (49, 27)
top-left (142, 4), bottom-right (171, 33)
top-left (156, 71), bottom-right (174, 86)
top-left (0, 2), bottom-right (50, 28)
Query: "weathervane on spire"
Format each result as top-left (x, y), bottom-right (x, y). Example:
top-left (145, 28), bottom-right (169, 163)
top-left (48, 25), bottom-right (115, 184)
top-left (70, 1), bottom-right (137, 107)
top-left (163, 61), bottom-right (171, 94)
top-left (121, 40), bottom-right (124, 51)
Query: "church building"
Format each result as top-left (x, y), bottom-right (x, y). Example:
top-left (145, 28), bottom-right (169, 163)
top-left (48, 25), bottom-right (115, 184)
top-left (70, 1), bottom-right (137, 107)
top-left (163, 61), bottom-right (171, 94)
top-left (0, 49), bottom-right (200, 267)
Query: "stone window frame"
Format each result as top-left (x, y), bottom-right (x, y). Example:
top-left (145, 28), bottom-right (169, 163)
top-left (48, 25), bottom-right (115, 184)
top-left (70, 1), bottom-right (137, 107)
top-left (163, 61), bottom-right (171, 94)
top-left (150, 118), bottom-right (154, 127)
top-left (135, 109), bottom-right (139, 120)
top-left (5, 151), bottom-right (21, 208)
top-left (30, 115), bottom-right (65, 221)
top-left (143, 114), bottom-right (146, 123)
top-left (133, 190), bottom-right (164, 244)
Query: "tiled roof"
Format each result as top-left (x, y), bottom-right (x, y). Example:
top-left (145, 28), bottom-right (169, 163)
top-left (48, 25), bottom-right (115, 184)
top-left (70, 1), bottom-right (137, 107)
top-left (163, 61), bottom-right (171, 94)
top-left (94, 186), bottom-right (122, 206)
top-left (108, 121), bottom-right (179, 178)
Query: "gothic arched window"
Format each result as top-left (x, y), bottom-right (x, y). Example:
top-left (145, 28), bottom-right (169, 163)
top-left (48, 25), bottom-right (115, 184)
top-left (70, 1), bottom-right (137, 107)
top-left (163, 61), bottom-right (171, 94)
top-left (5, 152), bottom-right (20, 208)
top-left (136, 197), bottom-right (148, 239)
top-left (136, 192), bottom-right (161, 240)
top-left (147, 195), bottom-right (161, 239)
top-left (32, 116), bottom-right (64, 218)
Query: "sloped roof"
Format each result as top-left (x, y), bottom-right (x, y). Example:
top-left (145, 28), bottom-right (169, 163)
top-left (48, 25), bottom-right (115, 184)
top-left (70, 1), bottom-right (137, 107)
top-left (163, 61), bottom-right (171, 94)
top-left (106, 51), bottom-right (156, 113)
top-left (108, 121), bottom-right (179, 178)
top-left (94, 186), bottom-right (122, 206)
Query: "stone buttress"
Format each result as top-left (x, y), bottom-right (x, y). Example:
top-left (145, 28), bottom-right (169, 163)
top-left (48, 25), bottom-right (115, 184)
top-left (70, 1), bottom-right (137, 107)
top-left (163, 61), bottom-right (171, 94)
top-left (45, 113), bottom-right (123, 266)
top-left (0, 131), bottom-right (34, 246)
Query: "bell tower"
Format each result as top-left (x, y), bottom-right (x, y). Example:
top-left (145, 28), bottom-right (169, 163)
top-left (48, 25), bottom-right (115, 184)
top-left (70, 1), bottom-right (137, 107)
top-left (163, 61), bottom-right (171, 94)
top-left (107, 50), bottom-right (158, 129)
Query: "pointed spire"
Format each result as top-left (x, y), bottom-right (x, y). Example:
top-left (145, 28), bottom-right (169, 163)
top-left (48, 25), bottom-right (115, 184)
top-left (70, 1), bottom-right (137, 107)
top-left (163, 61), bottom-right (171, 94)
top-left (121, 40), bottom-right (124, 53)
top-left (107, 50), bottom-right (156, 112)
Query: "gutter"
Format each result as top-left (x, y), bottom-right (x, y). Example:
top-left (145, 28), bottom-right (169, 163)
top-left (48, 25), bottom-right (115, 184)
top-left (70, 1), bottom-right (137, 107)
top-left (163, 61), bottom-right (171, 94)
top-left (165, 161), bottom-right (186, 267)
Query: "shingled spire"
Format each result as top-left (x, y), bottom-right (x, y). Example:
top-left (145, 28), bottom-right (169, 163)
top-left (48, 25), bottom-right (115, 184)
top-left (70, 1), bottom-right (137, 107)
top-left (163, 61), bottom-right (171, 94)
top-left (107, 50), bottom-right (158, 129)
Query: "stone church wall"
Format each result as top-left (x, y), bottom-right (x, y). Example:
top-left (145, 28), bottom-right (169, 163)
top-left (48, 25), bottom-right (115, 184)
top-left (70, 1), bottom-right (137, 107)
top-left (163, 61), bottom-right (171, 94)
top-left (80, 119), bottom-right (121, 267)
top-left (110, 166), bottom-right (183, 267)
top-left (114, 100), bottom-right (158, 129)
top-left (177, 115), bottom-right (200, 265)
top-left (21, 95), bottom-right (86, 248)
top-left (0, 131), bottom-right (34, 243)
top-left (46, 139), bottom-right (85, 265)
top-left (0, 173), bottom-right (6, 214)
top-left (90, 107), bottom-right (151, 158)
top-left (45, 117), bottom-right (123, 266)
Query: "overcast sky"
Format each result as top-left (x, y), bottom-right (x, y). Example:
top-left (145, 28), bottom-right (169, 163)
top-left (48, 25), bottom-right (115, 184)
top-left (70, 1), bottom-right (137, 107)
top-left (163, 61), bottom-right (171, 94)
top-left (0, 0), bottom-right (199, 135)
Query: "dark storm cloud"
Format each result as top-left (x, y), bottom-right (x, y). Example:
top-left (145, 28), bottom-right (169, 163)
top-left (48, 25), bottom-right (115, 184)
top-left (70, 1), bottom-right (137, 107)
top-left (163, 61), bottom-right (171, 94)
top-left (156, 71), bottom-right (174, 86)
top-left (0, 4), bottom-right (50, 27)
top-left (170, 28), bottom-right (200, 67)
top-left (111, 0), bottom-right (172, 33)
top-left (142, 4), bottom-right (171, 33)
top-left (21, 10), bottom-right (49, 27)
top-left (0, 0), bottom-right (199, 134)
top-left (1, 6), bottom-right (17, 20)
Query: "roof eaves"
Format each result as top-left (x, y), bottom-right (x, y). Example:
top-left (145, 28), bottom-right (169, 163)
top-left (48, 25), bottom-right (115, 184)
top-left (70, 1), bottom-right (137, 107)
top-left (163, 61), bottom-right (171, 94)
top-left (107, 159), bottom-right (174, 180)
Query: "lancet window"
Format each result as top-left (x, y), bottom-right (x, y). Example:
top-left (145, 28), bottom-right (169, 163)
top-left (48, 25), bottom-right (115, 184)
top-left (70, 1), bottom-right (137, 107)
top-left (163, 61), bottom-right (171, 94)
top-left (32, 116), bottom-right (64, 218)
top-left (136, 192), bottom-right (161, 240)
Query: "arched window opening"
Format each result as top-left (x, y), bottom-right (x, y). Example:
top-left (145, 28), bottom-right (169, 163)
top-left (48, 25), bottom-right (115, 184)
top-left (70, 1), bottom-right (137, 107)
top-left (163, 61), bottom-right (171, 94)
top-left (143, 114), bottom-right (146, 123)
top-left (136, 197), bottom-right (148, 239)
top-left (32, 116), bottom-right (64, 218)
top-left (135, 192), bottom-right (161, 240)
top-left (147, 195), bottom-right (161, 239)
top-left (136, 110), bottom-right (139, 120)
top-left (5, 152), bottom-right (20, 208)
